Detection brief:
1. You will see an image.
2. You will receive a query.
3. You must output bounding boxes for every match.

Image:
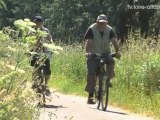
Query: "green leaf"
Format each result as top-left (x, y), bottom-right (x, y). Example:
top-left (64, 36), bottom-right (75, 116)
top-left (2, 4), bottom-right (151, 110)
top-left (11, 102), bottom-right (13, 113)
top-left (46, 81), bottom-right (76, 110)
top-left (37, 29), bottom-right (48, 37)
top-left (43, 43), bottom-right (63, 51)
top-left (14, 19), bottom-right (36, 32)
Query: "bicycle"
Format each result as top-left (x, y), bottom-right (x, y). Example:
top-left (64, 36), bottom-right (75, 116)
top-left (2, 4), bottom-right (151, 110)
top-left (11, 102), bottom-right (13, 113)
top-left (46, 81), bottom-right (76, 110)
top-left (28, 51), bottom-right (51, 107)
top-left (91, 53), bottom-right (117, 111)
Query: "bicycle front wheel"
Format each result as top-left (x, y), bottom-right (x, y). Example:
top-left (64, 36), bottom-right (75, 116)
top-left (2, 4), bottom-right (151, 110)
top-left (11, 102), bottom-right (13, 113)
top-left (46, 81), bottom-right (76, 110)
top-left (37, 92), bottom-right (46, 107)
top-left (101, 76), bottom-right (109, 111)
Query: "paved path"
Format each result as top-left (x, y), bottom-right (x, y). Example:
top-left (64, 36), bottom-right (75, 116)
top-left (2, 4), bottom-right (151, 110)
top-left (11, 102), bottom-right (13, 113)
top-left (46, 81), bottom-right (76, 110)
top-left (38, 90), bottom-right (154, 120)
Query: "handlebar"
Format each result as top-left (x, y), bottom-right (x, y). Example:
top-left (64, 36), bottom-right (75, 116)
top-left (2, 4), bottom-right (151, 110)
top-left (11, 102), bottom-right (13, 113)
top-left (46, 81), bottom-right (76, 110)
top-left (86, 53), bottom-right (121, 65)
top-left (25, 51), bottom-right (45, 57)
top-left (86, 53), bottom-right (118, 59)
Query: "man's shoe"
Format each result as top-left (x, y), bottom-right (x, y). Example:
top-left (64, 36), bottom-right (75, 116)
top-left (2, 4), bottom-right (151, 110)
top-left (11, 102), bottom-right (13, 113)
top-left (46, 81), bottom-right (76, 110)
top-left (87, 97), bottom-right (96, 104)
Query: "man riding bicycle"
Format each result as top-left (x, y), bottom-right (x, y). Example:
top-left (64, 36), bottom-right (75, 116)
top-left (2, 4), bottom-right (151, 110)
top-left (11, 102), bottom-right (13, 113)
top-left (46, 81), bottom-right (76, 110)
top-left (84, 14), bottom-right (121, 104)
top-left (29, 16), bottom-right (53, 96)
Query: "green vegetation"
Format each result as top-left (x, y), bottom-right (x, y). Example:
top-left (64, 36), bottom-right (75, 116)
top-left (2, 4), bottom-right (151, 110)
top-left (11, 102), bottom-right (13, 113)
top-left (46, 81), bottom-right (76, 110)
top-left (49, 39), bottom-right (160, 119)
top-left (0, 19), bottom-right (63, 120)
top-left (1, 0), bottom-right (160, 41)
top-left (0, 0), bottom-right (160, 119)
top-left (50, 44), bottom-right (87, 95)
top-left (0, 29), bottom-right (34, 120)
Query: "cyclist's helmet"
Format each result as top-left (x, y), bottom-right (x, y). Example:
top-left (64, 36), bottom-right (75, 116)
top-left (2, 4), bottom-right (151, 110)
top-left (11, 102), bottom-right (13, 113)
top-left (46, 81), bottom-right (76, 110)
top-left (34, 16), bottom-right (44, 22)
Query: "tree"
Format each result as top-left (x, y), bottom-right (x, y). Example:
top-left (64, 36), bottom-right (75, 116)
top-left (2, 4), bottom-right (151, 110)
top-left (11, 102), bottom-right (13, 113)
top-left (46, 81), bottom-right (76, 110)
top-left (0, 0), bottom-right (6, 9)
top-left (138, 0), bottom-right (159, 38)
top-left (0, 0), bottom-right (159, 43)
top-left (0, 0), bottom-right (42, 28)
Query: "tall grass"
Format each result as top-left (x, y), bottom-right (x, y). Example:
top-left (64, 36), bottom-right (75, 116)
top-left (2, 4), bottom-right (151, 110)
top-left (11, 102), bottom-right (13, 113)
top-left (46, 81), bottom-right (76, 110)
top-left (50, 38), bottom-right (160, 118)
top-left (50, 44), bottom-right (87, 95)
top-left (110, 39), bottom-right (160, 118)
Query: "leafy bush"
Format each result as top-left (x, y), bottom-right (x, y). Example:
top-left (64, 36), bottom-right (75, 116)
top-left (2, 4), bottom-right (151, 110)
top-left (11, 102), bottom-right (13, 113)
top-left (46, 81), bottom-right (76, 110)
top-left (0, 31), bottom-right (34, 120)
top-left (0, 19), bottom-right (63, 119)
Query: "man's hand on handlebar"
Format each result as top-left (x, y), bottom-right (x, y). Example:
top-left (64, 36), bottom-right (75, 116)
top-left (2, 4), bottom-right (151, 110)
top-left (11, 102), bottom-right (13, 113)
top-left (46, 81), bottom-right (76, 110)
top-left (86, 52), bottom-right (92, 59)
top-left (115, 51), bottom-right (121, 59)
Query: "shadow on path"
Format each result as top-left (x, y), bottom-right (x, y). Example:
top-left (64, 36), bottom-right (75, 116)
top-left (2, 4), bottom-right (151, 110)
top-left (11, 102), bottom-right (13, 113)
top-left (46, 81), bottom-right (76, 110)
top-left (91, 107), bottom-right (128, 116)
top-left (106, 110), bottom-right (128, 115)
top-left (44, 104), bottom-right (67, 109)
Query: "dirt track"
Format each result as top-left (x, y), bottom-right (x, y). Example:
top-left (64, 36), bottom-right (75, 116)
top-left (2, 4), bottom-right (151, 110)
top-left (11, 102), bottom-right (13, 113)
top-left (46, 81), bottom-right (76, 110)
top-left (38, 90), bottom-right (154, 120)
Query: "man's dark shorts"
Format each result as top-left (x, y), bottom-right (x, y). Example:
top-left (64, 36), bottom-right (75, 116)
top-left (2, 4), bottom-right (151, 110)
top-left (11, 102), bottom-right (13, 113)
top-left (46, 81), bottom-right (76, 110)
top-left (31, 57), bottom-right (51, 75)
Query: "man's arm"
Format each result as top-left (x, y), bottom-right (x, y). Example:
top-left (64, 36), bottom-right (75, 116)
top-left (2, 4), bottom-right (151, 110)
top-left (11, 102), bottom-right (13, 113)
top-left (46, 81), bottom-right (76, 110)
top-left (112, 37), bottom-right (121, 59)
top-left (84, 28), bottom-right (94, 53)
top-left (46, 29), bottom-right (53, 43)
top-left (47, 33), bottom-right (53, 43)
top-left (110, 29), bottom-right (119, 52)
top-left (112, 37), bottom-right (119, 52)
top-left (110, 28), bottom-right (121, 59)
top-left (85, 39), bottom-right (93, 53)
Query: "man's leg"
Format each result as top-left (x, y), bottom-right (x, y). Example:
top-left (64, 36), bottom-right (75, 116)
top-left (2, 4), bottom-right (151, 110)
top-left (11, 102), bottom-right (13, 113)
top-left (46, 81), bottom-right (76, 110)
top-left (85, 57), bottom-right (98, 104)
top-left (43, 59), bottom-right (51, 96)
top-left (106, 56), bottom-right (115, 81)
top-left (44, 75), bottom-right (50, 85)
top-left (85, 75), bottom-right (97, 95)
top-left (43, 59), bottom-right (51, 84)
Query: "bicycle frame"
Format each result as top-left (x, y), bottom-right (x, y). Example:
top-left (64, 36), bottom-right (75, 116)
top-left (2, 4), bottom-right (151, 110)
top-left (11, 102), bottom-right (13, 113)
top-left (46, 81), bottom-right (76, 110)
top-left (91, 53), bottom-right (116, 110)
